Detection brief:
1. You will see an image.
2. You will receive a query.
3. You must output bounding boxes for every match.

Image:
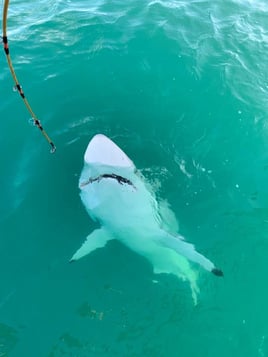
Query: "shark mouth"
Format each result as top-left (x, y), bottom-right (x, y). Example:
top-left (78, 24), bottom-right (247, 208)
top-left (80, 173), bottom-right (135, 188)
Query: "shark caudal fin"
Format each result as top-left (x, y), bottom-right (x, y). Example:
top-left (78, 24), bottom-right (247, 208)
top-left (70, 228), bottom-right (114, 262)
top-left (159, 231), bottom-right (223, 276)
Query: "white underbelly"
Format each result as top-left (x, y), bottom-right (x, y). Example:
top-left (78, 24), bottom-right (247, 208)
top-left (80, 177), bottom-right (159, 230)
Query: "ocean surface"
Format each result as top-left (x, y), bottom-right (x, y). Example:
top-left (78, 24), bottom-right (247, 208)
top-left (1, 0), bottom-right (268, 356)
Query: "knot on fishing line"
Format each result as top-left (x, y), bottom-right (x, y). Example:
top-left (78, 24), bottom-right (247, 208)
top-left (50, 143), bottom-right (56, 154)
top-left (2, 36), bottom-right (9, 55)
top-left (29, 117), bottom-right (42, 129)
top-left (13, 84), bottom-right (25, 98)
top-left (34, 119), bottom-right (42, 129)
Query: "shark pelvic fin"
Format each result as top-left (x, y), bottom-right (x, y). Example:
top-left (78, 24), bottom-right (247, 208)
top-left (160, 231), bottom-right (223, 276)
top-left (70, 228), bottom-right (114, 262)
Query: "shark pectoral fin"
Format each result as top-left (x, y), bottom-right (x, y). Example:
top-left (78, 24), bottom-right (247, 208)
top-left (70, 228), bottom-right (113, 262)
top-left (160, 232), bottom-right (223, 276)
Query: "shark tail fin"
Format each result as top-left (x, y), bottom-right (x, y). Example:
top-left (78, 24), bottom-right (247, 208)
top-left (70, 228), bottom-right (114, 262)
top-left (160, 231), bottom-right (223, 276)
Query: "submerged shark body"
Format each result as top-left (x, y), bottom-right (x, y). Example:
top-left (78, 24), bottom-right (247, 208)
top-left (71, 134), bottom-right (222, 302)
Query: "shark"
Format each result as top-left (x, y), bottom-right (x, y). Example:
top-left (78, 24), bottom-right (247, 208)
top-left (71, 134), bottom-right (223, 302)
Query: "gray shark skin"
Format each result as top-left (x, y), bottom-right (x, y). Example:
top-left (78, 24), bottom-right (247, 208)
top-left (71, 134), bottom-right (223, 302)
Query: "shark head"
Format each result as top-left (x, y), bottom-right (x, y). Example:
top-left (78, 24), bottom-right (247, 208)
top-left (79, 134), bottom-right (136, 188)
top-left (84, 134), bottom-right (135, 168)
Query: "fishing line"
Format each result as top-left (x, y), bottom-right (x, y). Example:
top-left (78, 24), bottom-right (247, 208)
top-left (2, 0), bottom-right (56, 153)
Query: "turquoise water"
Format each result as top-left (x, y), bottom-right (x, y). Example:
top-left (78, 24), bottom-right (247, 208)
top-left (1, 0), bottom-right (268, 355)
